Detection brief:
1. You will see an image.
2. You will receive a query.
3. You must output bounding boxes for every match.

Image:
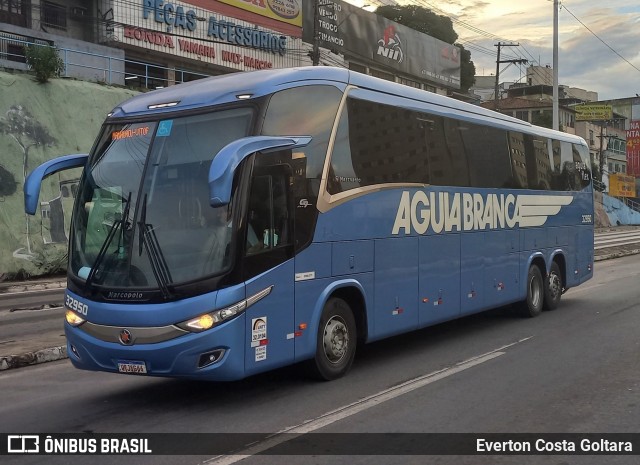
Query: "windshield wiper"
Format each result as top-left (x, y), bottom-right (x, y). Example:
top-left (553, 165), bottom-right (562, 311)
top-left (85, 192), bottom-right (132, 288)
top-left (138, 193), bottom-right (173, 299)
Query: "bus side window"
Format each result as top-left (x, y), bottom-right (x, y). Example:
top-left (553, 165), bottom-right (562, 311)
top-left (246, 168), bottom-right (291, 256)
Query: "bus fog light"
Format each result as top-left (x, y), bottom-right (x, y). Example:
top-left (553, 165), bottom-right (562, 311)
top-left (198, 349), bottom-right (226, 368)
top-left (65, 310), bottom-right (86, 327)
top-left (70, 344), bottom-right (81, 359)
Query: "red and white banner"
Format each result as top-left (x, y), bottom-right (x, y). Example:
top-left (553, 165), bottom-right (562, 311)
top-left (626, 120), bottom-right (640, 177)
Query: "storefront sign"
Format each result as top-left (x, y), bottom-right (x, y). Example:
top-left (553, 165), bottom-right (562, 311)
top-left (142, 0), bottom-right (286, 54)
top-left (143, 0), bottom-right (197, 31)
top-left (627, 120), bottom-right (640, 177)
top-left (575, 104), bottom-right (613, 121)
top-left (217, 0), bottom-right (302, 27)
top-left (609, 173), bottom-right (636, 197)
top-left (302, 0), bottom-right (461, 88)
top-left (112, 0), bottom-right (301, 71)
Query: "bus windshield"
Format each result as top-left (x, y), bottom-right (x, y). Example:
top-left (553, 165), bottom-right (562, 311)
top-left (70, 107), bottom-right (254, 292)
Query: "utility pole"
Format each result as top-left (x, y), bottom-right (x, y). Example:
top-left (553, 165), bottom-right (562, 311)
top-left (598, 122), bottom-right (606, 184)
top-left (494, 43), bottom-right (528, 110)
top-left (553, 0), bottom-right (559, 130)
top-left (311, 0), bottom-right (320, 66)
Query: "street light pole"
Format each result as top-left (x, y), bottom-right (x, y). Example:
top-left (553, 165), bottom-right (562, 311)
top-left (312, 0), bottom-right (320, 66)
top-left (552, 0), bottom-right (559, 131)
top-left (599, 122), bottom-right (606, 184)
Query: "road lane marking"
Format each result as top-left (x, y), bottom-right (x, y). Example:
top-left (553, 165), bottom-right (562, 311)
top-left (203, 337), bottom-right (532, 465)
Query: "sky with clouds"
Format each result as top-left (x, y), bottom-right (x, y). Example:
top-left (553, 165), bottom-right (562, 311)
top-left (344, 1), bottom-right (640, 101)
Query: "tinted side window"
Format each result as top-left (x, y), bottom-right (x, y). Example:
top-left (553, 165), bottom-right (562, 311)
top-left (423, 115), bottom-right (470, 187)
top-left (559, 141), bottom-right (581, 190)
top-left (548, 140), bottom-right (591, 191)
top-left (262, 85), bottom-right (342, 191)
top-left (329, 97), bottom-right (522, 193)
top-left (462, 123), bottom-right (511, 188)
top-left (572, 143), bottom-right (592, 189)
top-left (329, 98), bottom-right (430, 194)
top-left (510, 133), bottom-right (554, 190)
top-left (550, 139), bottom-right (563, 190)
top-left (528, 136), bottom-right (553, 190)
top-left (508, 132), bottom-right (528, 188)
top-left (242, 155), bottom-right (293, 280)
top-left (261, 85), bottom-right (342, 249)
top-left (246, 172), bottom-right (290, 256)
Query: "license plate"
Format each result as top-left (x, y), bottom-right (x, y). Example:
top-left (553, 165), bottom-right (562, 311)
top-left (117, 360), bottom-right (147, 374)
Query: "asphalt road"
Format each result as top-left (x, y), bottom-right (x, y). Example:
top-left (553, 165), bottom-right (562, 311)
top-left (0, 289), bottom-right (66, 357)
top-left (1, 253), bottom-right (639, 465)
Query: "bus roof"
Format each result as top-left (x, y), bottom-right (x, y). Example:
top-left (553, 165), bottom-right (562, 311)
top-left (110, 66), bottom-right (585, 146)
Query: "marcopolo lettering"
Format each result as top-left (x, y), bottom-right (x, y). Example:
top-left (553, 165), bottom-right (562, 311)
top-left (392, 191), bottom-right (574, 235)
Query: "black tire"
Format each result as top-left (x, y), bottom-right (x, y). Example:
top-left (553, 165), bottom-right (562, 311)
top-left (520, 265), bottom-right (544, 318)
top-left (308, 297), bottom-right (357, 381)
top-left (543, 261), bottom-right (563, 311)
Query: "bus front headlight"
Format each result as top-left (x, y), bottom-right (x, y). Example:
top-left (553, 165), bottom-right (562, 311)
top-left (65, 310), bottom-right (86, 327)
top-left (177, 301), bottom-right (247, 333)
top-left (176, 286), bottom-right (273, 333)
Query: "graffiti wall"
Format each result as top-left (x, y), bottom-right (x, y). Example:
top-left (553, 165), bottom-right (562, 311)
top-left (0, 71), bottom-right (138, 278)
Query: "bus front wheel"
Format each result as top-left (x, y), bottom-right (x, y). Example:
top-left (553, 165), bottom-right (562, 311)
top-left (521, 265), bottom-right (544, 318)
top-left (543, 261), bottom-right (563, 311)
top-left (309, 297), bottom-right (357, 381)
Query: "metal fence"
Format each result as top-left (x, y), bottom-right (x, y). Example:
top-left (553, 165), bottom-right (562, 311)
top-left (0, 35), bottom-right (210, 90)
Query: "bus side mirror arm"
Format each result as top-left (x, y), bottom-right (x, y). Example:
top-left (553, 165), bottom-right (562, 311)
top-left (24, 153), bottom-right (88, 215)
top-left (209, 135), bottom-right (311, 207)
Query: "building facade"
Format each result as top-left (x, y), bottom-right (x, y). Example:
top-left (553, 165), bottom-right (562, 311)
top-left (2, 0), bottom-right (465, 97)
top-left (1, 0), bottom-right (307, 87)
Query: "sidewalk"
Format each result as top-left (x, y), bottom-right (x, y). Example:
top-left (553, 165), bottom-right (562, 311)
top-left (1, 241), bottom-right (639, 372)
top-left (0, 275), bottom-right (67, 371)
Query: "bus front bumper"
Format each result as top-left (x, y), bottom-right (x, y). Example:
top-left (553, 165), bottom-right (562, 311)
top-left (64, 314), bottom-right (247, 381)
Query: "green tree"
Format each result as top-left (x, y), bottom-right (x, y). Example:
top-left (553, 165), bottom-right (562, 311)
top-left (25, 44), bottom-right (65, 83)
top-left (0, 165), bottom-right (17, 196)
top-left (532, 111), bottom-right (553, 129)
top-left (376, 5), bottom-right (476, 92)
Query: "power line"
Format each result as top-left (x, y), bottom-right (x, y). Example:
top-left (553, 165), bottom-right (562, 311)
top-left (561, 4), bottom-right (640, 75)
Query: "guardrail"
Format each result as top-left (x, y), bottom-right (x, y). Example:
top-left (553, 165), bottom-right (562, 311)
top-left (619, 197), bottom-right (640, 214)
top-left (592, 178), bottom-right (606, 192)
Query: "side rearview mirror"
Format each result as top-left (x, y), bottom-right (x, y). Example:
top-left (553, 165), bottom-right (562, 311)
top-left (24, 153), bottom-right (88, 215)
top-left (209, 135), bottom-right (311, 207)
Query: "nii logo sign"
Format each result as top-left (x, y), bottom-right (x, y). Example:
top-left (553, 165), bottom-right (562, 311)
top-left (377, 25), bottom-right (404, 63)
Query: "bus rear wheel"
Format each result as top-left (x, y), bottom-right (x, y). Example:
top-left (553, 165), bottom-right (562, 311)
top-left (308, 297), bottom-right (357, 381)
top-left (520, 265), bottom-right (544, 318)
top-left (543, 261), bottom-right (563, 311)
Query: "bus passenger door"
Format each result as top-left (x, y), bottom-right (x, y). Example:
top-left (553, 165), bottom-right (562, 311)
top-left (242, 158), bottom-right (296, 376)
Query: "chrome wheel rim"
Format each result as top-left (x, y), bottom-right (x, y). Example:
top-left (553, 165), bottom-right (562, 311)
top-left (548, 272), bottom-right (561, 300)
top-left (323, 316), bottom-right (349, 364)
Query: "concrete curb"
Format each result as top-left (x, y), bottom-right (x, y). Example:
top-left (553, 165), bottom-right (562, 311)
top-left (0, 279), bottom-right (66, 295)
top-left (0, 345), bottom-right (67, 371)
top-left (594, 248), bottom-right (640, 262)
top-left (1, 249), bottom-right (638, 372)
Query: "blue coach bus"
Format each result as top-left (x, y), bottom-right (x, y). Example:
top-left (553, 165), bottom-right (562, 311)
top-left (24, 67), bottom-right (594, 381)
